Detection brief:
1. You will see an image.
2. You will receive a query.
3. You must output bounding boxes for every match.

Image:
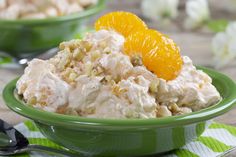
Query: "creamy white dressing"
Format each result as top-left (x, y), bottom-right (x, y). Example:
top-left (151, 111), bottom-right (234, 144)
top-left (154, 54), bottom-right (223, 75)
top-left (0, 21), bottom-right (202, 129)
top-left (157, 56), bottom-right (221, 110)
top-left (99, 52), bottom-right (133, 79)
top-left (85, 29), bottom-right (125, 52)
top-left (17, 59), bottom-right (70, 112)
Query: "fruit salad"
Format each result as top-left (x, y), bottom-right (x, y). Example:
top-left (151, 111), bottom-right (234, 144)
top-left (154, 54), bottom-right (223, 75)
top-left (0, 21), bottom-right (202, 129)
top-left (0, 0), bottom-right (97, 19)
top-left (16, 12), bottom-right (221, 119)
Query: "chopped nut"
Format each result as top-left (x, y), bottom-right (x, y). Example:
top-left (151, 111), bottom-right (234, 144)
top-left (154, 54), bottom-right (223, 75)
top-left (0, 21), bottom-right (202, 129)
top-left (65, 108), bottom-right (78, 116)
top-left (39, 101), bottom-right (47, 106)
top-left (173, 107), bottom-right (192, 116)
top-left (96, 66), bottom-right (103, 74)
top-left (69, 72), bottom-right (77, 81)
top-left (105, 75), bottom-right (112, 81)
top-left (27, 96), bottom-right (37, 105)
top-left (156, 105), bottom-right (172, 117)
top-left (59, 42), bottom-right (66, 50)
top-left (168, 103), bottom-right (180, 113)
top-left (61, 68), bottom-right (78, 84)
top-left (57, 50), bottom-right (72, 70)
top-left (110, 80), bottom-right (116, 85)
top-left (125, 110), bottom-right (134, 118)
top-left (69, 40), bottom-right (80, 50)
top-left (114, 75), bottom-right (121, 83)
top-left (59, 40), bottom-right (80, 50)
top-left (59, 40), bottom-right (91, 53)
top-left (112, 84), bottom-right (128, 96)
top-left (64, 47), bottom-right (71, 53)
top-left (56, 104), bottom-right (68, 114)
top-left (91, 50), bottom-right (101, 61)
top-left (100, 75), bottom-right (115, 85)
top-left (149, 80), bottom-right (159, 93)
top-left (103, 47), bottom-right (111, 54)
top-left (73, 48), bottom-right (84, 61)
top-left (90, 69), bottom-right (98, 76)
top-left (120, 88), bottom-right (128, 93)
top-left (80, 41), bottom-right (92, 52)
top-left (100, 77), bottom-right (106, 84)
top-left (100, 75), bottom-right (110, 84)
top-left (131, 54), bottom-right (143, 66)
top-left (125, 109), bottom-right (139, 118)
top-left (90, 66), bottom-right (103, 77)
top-left (61, 67), bottom-right (72, 76)
top-left (85, 105), bottom-right (96, 114)
top-left (198, 83), bottom-right (203, 89)
top-left (112, 85), bottom-right (121, 95)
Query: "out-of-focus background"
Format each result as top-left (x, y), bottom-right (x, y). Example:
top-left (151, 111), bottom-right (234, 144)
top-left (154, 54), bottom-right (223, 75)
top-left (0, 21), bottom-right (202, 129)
top-left (0, 0), bottom-right (235, 126)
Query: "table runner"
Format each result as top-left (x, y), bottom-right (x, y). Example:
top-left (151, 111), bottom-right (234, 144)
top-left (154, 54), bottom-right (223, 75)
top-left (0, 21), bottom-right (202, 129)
top-left (9, 121), bottom-right (236, 157)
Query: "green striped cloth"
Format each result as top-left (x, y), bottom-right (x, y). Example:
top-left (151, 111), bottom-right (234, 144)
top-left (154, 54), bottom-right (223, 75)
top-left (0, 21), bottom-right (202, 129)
top-left (11, 121), bottom-right (236, 157)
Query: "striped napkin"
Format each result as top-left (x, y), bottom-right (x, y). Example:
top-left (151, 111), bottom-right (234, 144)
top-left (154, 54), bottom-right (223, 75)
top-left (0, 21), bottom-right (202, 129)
top-left (12, 121), bottom-right (236, 157)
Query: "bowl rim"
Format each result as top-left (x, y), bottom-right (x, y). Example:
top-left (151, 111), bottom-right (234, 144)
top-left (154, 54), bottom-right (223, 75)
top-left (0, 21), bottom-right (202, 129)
top-left (2, 66), bottom-right (236, 128)
top-left (0, 0), bottom-right (105, 25)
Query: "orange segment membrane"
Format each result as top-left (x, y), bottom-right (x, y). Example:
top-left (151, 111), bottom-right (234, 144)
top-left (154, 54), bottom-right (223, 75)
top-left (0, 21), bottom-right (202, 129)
top-left (95, 11), bottom-right (148, 37)
top-left (124, 30), bottom-right (183, 81)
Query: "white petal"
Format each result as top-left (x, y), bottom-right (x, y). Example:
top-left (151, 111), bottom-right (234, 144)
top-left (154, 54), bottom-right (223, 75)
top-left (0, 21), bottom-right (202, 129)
top-left (165, 0), bottom-right (179, 18)
top-left (226, 22), bottom-right (236, 38)
top-left (185, 0), bottom-right (210, 29)
top-left (211, 32), bottom-right (228, 56)
top-left (228, 38), bottom-right (236, 57)
top-left (141, 0), bottom-right (179, 20)
top-left (199, 0), bottom-right (210, 19)
top-left (212, 54), bottom-right (233, 69)
top-left (186, 1), bottom-right (201, 19)
top-left (141, 0), bottom-right (161, 20)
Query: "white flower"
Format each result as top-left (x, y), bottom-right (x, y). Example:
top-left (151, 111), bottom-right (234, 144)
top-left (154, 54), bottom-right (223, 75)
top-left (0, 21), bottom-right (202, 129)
top-left (141, 0), bottom-right (179, 21)
top-left (185, 0), bottom-right (210, 29)
top-left (211, 22), bottom-right (236, 68)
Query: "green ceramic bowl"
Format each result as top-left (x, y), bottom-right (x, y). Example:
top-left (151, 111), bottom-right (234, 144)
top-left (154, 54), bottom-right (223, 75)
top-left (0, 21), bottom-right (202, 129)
top-left (2, 67), bottom-right (236, 157)
top-left (0, 0), bottom-right (105, 58)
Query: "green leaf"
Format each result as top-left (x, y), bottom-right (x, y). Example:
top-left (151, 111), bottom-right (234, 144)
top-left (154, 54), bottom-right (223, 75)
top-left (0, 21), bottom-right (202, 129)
top-left (0, 55), bottom-right (12, 65)
top-left (207, 19), bottom-right (229, 33)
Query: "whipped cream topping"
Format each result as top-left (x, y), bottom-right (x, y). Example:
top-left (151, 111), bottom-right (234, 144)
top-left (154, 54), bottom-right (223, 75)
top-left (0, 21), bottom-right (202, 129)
top-left (157, 56), bottom-right (221, 111)
top-left (68, 75), bottom-right (156, 118)
top-left (99, 52), bottom-right (133, 79)
top-left (16, 30), bottom-right (221, 118)
top-left (85, 30), bottom-right (125, 52)
top-left (17, 59), bottom-right (70, 112)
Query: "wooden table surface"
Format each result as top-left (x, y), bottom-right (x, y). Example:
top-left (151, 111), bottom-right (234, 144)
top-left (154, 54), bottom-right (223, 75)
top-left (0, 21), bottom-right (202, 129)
top-left (0, 0), bottom-right (236, 155)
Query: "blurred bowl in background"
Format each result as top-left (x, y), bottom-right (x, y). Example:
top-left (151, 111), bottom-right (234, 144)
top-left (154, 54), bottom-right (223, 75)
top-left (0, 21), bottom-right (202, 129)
top-left (0, 0), bottom-right (105, 59)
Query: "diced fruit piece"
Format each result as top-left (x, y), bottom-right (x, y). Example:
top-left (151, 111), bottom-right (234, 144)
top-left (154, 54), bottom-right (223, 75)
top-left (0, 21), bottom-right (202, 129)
top-left (124, 29), bottom-right (182, 80)
top-left (95, 11), bottom-right (147, 37)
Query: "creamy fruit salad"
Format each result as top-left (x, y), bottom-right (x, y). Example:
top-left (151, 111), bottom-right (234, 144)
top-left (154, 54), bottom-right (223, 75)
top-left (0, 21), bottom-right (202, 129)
top-left (0, 0), bottom-right (97, 19)
top-left (16, 12), bottom-right (221, 119)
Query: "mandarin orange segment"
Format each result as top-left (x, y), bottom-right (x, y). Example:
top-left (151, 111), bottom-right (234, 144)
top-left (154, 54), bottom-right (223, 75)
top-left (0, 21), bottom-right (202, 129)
top-left (94, 11), bottom-right (147, 37)
top-left (124, 29), bottom-right (183, 80)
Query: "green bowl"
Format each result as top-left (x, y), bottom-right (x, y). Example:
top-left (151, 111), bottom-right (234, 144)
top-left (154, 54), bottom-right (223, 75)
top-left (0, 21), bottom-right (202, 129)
top-left (0, 0), bottom-right (105, 58)
top-left (2, 67), bottom-right (236, 157)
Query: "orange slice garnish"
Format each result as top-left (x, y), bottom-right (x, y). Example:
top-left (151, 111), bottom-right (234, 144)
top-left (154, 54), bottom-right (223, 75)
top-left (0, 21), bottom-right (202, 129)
top-left (95, 11), bottom-right (147, 37)
top-left (124, 29), bottom-right (183, 80)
